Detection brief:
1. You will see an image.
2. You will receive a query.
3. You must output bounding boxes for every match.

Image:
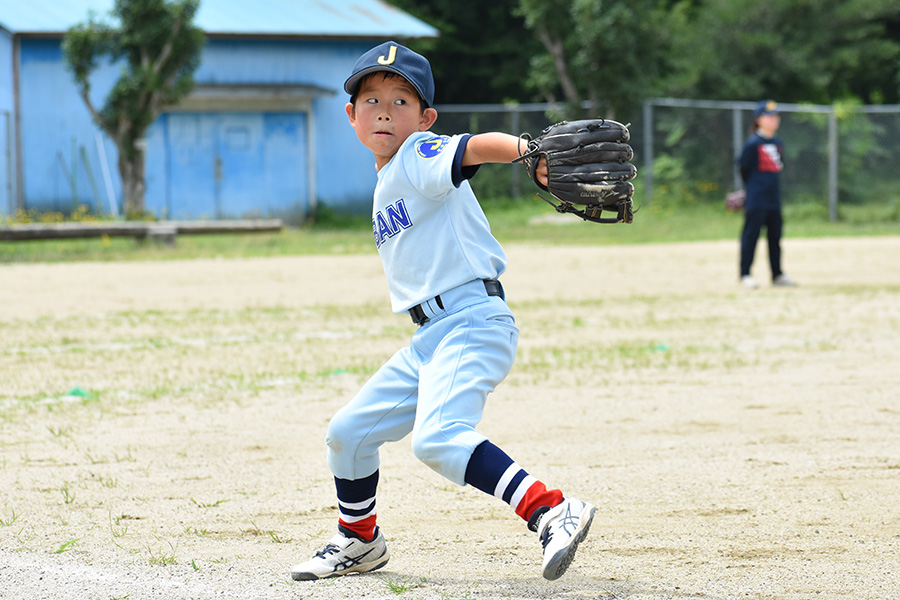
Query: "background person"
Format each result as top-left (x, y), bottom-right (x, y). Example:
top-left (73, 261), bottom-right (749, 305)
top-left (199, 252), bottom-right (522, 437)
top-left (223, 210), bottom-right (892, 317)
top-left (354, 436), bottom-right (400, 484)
top-left (737, 100), bottom-right (797, 289)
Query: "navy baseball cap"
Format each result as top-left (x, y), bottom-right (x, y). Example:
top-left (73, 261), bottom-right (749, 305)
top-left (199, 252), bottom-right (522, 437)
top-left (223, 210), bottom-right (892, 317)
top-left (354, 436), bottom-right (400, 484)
top-left (344, 41), bottom-right (435, 107)
top-left (754, 99), bottom-right (779, 118)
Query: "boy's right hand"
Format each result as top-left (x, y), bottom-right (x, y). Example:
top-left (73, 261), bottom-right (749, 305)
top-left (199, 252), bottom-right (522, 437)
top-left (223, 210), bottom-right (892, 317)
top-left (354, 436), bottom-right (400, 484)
top-left (534, 157), bottom-right (549, 187)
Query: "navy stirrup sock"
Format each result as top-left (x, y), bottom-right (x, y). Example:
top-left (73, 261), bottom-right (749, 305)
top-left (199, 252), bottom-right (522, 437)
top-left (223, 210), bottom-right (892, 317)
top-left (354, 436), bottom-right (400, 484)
top-left (335, 470), bottom-right (379, 541)
top-left (464, 441), bottom-right (563, 523)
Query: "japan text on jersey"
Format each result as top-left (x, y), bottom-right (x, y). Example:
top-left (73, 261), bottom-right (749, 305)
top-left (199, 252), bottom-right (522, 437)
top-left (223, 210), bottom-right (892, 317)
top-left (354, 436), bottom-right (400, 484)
top-left (373, 199), bottom-right (413, 248)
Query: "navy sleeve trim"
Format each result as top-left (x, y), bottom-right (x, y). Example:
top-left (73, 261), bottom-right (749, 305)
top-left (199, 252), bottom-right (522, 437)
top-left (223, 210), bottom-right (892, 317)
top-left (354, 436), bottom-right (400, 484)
top-left (452, 134), bottom-right (481, 188)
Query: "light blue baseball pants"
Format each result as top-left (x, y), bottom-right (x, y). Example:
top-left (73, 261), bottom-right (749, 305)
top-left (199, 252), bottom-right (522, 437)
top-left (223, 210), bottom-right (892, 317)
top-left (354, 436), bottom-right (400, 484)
top-left (326, 279), bottom-right (519, 486)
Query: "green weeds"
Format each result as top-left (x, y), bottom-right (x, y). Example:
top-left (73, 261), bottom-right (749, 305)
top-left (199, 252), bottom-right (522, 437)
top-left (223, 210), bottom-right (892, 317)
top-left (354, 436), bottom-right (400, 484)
top-left (190, 497), bottom-right (230, 509)
top-left (147, 539), bottom-right (177, 565)
top-left (245, 520), bottom-right (293, 544)
top-left (0, 508), bottom-right (21, 527)
top-left (54, 538), bottom-right (81, 554)
top-left (60, 482), bottom-right (77, 505)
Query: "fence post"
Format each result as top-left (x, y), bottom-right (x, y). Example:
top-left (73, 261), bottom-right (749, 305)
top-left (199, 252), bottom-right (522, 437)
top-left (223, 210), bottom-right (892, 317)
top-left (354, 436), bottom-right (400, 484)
top-left (828, 108), bottom-right (839, 222)
top-left (643, 100), bottom-right (653, 207)
top-left (510, 105), bottom-right (521, 198)
top-left (732, 108), bottom-right (744, 191)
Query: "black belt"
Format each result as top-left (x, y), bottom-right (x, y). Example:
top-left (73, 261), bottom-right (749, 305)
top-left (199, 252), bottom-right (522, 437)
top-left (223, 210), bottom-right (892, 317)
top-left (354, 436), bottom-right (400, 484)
top-left (409, 279), bottom-right (504, 326)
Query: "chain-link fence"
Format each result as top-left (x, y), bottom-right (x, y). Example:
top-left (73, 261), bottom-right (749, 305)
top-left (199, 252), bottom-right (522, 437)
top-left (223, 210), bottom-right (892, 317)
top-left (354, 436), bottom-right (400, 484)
top-left (644, 98), bottom-right (900, 221)
top-left (434, 103), bottom-right (563, 201)
top-left (435, 100), bottom-right (900, 222)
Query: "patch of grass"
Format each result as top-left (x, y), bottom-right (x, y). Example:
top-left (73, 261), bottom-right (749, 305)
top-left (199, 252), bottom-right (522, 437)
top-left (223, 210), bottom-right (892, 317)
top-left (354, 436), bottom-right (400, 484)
top-left (60, 482), bottom-right (77, 505)
top-left (267, 530), bottom-right (292, 544)
top-left (53, 538), bottom-right (81, 554)
top-left (97, 474), bottom-right (118, 488)
top-left (147, 540), bottom-right (178, 565)
top-left (46, 425), bottom-right (73, 439)
top-left (190, 497), bottom-right (230, 509)
top-left (244, 520), bottom-right (293, 544)
top-left (0, 227), bottom-right (373, 264)
top-left (2, 199), bottom-right (896, 264)
top-left (183, 525), bottom-right (208, 536)
top-left (0, 508), bottom-right (21, 527)
top-left (110, 516), bottom-right (129, 539)
top-left (380, 575), bottom-right (414, 595)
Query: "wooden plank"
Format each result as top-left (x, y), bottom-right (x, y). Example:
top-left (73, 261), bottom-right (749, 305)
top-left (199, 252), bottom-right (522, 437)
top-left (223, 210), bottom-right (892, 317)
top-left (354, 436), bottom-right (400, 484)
top-left (0, 219), bottom-right (284, 242)
top-left (170, 219), bottom-right (284, 235)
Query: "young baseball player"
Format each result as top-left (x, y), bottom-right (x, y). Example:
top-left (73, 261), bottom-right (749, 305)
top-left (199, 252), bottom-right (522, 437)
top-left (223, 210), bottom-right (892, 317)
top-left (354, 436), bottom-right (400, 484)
top-left (290, 41), bottom-right (595, 582)
top-left (737, 100), bottom-right (797, 289)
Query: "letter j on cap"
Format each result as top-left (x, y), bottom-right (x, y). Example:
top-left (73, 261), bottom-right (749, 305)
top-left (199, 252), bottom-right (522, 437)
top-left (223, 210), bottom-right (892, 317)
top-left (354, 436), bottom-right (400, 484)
top-left (378, 45), bottom-right (397, 65)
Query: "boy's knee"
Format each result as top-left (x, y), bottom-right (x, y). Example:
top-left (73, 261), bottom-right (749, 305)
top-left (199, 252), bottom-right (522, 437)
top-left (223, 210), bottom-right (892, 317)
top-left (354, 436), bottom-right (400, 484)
top-left (410, 428), bottom-right (444, 471)
top-left (325, 411), bottom-right (356, 455)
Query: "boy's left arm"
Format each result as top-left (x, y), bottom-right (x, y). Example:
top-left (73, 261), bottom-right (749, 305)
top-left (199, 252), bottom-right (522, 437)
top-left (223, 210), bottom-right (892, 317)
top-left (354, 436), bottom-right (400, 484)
top-left (463, 132), bottom-right (548, 186)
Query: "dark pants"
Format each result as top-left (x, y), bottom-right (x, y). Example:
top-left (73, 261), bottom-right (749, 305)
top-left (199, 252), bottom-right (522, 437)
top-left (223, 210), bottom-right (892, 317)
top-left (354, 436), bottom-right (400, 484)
top-left (740, 208), bottom-right (783, 280)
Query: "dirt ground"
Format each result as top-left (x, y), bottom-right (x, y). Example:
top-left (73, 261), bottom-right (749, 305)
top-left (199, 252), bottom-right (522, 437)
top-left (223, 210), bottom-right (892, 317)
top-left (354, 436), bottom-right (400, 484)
top-left (1, 236), bottom-right (899, 600)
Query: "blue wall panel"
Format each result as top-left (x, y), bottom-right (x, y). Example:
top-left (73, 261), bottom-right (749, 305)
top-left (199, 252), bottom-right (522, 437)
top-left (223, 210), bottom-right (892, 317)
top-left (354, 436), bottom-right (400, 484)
top-left (262, 113), bottom-right (308, 220)
top-left (0, 31), bottom-right (12, 113)
top-left (18, 38), bottom-right (120, 214)
top-left (1, 31), bottom-right (11, 215)
top-left (1, 112), bottom-right (9, 216)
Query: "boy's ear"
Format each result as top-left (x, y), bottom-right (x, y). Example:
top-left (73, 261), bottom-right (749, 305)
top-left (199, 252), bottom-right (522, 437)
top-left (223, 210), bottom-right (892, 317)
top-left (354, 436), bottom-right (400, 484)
top-left (420, 107), bottom-right (438, 130)
top-left (345, 102), bottom-right (356, 126)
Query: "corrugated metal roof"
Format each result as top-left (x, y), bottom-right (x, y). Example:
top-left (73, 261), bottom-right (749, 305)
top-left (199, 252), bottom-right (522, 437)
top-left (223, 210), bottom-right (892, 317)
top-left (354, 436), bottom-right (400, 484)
top-left (0, 0), bottom-right (438, 38)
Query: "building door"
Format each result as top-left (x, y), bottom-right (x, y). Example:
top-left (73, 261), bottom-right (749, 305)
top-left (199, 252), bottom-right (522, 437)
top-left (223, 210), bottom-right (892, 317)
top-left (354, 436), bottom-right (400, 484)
top-left (166, 112), bottom-right (308, 220)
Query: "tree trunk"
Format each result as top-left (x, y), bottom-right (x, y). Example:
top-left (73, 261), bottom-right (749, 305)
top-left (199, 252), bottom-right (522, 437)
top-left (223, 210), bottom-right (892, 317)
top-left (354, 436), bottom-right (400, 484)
top-left (535, 27), bottom-right (583, 116)
top-left (118, 146), bottom-right (147, 218)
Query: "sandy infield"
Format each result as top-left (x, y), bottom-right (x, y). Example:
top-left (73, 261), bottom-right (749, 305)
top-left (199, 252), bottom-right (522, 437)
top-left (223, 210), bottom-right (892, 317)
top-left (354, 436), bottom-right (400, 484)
top-left (1, 236), bottom-right (899, 600)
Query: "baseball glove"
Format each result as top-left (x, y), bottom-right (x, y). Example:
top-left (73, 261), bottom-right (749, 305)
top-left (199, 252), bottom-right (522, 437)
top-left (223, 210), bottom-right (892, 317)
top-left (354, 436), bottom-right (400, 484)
top-left (725, 189), bottom-right (746, 212)
top-left (515, 119), bottom-right (637, 223)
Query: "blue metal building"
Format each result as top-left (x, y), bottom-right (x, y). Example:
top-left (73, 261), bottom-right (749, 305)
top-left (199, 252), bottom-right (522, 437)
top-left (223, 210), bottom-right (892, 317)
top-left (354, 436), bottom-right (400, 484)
top-left (0, 1), bottom-right (437, 221)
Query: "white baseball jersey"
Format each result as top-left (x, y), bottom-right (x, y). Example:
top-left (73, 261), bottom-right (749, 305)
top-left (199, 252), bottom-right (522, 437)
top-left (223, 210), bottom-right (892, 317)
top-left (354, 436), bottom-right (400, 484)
top-left (372, 131), bottom-right (507, 313)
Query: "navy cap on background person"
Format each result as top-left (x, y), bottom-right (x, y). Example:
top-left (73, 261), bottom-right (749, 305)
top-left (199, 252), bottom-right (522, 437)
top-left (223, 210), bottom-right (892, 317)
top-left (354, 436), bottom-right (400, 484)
top-left (754, 100), bottom-right (779, 119)
top-left (344, 41), bottom-right (435, 107)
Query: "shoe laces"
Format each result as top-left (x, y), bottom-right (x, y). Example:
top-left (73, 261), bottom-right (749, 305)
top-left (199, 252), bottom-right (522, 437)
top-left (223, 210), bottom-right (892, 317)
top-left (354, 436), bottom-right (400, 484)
top-left (538, 503), bottom-right (579, 552)
top-left (540, 528), bottom-right (553, 551)
top-left (314, 543), bottom-right (341, 559)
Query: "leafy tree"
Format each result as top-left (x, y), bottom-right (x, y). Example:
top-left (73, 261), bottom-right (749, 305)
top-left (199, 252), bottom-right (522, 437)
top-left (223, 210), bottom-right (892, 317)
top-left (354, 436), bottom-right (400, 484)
top-left (516, 0), bottom-right (688, 120)
top-left (63, 0), bottom-right (204, 218)
top-left (383, 0), bottom-right (544, 104)
top-left (670, 0), bottom-right (900, 104)
top-left (515, 0), bottom-right (900, 119)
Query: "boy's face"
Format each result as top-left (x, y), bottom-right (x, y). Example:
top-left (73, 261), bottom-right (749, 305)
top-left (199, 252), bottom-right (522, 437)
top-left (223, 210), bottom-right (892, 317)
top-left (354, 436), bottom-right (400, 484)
top-left (346, 73), bottom-right (437, 170)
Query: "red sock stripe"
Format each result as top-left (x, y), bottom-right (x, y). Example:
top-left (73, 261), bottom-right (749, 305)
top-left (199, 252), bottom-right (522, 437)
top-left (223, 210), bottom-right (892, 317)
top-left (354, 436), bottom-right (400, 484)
top-left (515, 481), bottom-right (564, 522)
top-left (339, 514), bottom-right (377, 541)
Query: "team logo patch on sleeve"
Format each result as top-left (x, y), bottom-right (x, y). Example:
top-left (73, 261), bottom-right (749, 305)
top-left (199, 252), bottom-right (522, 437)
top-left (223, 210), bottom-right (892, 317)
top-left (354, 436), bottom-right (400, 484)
top-left (416, 136), bottom-right (450, 159)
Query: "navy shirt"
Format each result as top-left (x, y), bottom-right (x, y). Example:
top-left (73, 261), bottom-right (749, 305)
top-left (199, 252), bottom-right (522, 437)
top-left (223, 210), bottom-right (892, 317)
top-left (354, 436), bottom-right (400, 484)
top-left (738, 132), bottom-right (784, 210)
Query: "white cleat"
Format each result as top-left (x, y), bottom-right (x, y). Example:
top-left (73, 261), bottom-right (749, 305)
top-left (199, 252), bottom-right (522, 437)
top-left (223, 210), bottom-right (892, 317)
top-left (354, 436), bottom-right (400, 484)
top-left (533, 498), bottom-right (596, 581)
top-left (773, 274), bottom-right (797, 287)
top-left (290, 527), bottom-right (390, 581)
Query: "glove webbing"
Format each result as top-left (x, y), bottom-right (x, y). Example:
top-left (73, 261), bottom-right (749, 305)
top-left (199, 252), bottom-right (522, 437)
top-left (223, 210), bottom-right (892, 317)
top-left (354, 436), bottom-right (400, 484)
top-left (537, 192), bottom-right (630, 224)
